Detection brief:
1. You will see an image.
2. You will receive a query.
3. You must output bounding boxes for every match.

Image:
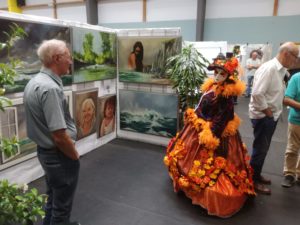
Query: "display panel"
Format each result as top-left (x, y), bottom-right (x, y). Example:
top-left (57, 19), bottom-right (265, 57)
top-left (119, 90), bottom-right (178, 137)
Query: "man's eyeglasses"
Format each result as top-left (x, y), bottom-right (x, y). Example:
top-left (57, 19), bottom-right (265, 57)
top-left (289, 51), bottom-right (299, 59)
top-left (57, 53), bottom-right (72, 61)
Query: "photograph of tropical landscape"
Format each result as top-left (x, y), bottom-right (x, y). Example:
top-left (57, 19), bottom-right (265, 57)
top-left (118, 36), bottom-right (181, 84)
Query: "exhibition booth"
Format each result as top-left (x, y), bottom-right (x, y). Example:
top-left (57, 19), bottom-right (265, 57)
top-left (0, 11), bottom-right (273, 185)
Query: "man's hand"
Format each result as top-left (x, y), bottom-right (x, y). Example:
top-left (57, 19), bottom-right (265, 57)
top-left (262, 108), bottom-right (273, 118)
top-left (51, 129), bottom-right (79, 160)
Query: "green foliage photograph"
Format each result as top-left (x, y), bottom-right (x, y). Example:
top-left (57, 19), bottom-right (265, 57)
top-left (72, 27), bottom-right (117, 83)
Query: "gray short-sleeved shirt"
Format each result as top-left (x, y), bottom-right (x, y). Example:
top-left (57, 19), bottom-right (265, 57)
top-left (23, 67), bottom-right (77, 149)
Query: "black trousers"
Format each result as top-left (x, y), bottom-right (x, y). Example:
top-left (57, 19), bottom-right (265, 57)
top-left (250, 117), bottom-right (278, 182)
top-left (37, 146), bottom-right (80, 225)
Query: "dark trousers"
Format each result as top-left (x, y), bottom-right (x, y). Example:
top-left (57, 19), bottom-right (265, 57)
top-left (37, 146), bottom-right (80, 225)
top-left (250, 117), bottom-right (278, 182)
top-left (246, 75), bottom-right (254, 96)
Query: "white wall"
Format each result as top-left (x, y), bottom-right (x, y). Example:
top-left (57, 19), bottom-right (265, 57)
top-left (99, 0), bottom-right (300, 23)
top-left (57, 4), bottom-right (87, 22)
top-left (2, 0), bottom-right (300, 24)
top-left (206, 0), bottom-right (300, 19)
top-left (97, 0), bottom-right (197, 24)
top-left (98, 0), bottom-right (142, 23)
top-left (147, 0), bottom-right (197, 21)
top-left (206, 0), bottom-right (274, 19)
top-left (277, 0), bottom-right (300, 16)
top-left (1, 0), bottom-right (87, 23)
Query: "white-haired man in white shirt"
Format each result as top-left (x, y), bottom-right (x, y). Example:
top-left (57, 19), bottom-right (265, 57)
top-left (249, 42), bottom-right (299, 195)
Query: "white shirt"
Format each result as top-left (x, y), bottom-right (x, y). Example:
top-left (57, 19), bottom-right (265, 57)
top-left (246, 58), bottom-right (261, 77)
top-left (249, 57), bottom-right (287, 120)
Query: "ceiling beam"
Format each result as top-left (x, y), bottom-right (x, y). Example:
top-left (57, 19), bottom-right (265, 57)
top-left (53, 0), bottom-right (57, 19)
top-left (273, 0), bottom-right (279, 16)
top-left (143, 0), bottom-right (147, 22)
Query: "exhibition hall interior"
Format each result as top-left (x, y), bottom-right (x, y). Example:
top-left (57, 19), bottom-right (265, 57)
top-left (0, 0), bottom-right (300, 225)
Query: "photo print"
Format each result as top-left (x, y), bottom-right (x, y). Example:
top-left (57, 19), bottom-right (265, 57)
top-left (118, 36), bottom-right (182, 84)
top-left (119, 90), bottom-right (178, 137)
top-left (97, 95), bottom-right (116, 138)
top-left (72, 27), bottom-right (117, 83)
top-left (73, 88), bottom-right (98, 140)
top-left (0, 99), bottom-right (37, 169)
top-left (0, 17), bottom-right (71, 93)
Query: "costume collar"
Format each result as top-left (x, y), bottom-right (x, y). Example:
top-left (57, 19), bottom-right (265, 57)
top-left (201, 77), bottom-right (246, 97)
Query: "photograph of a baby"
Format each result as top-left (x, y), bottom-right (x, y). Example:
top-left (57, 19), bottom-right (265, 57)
top-left (98, 95), bottom-right (116, 137)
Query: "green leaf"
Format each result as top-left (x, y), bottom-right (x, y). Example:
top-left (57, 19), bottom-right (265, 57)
top-left (166, 44), bottom-right (209, 113)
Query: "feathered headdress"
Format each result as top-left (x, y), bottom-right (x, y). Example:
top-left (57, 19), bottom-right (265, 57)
top-left (207, 53), bottom-right (239, 77)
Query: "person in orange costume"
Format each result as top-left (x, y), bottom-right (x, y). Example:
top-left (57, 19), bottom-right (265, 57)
top-left (164, 53), bottom-right (255, 218)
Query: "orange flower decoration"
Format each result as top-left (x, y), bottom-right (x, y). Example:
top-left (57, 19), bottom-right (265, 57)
top-left (203, 176), bottom-right (211, 184)
top-left (178, 177), bottom-right (190, 188)
top-left (214, 156), bottom-right (226, 169)
top-left (224, 57), bottom-right (238, 74)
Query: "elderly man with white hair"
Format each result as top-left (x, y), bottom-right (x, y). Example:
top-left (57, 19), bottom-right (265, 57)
top-left (24, 39), bottom-right (80, 225)
top-left (249, 42), bottom-right (299, 195)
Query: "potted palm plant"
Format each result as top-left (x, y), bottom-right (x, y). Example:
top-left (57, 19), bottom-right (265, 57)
top-left (166, 44), bottom-right (209, 128)
top-left (0, 23), bottom-right (46, 225)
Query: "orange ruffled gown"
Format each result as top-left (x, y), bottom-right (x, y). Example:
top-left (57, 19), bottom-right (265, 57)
top-left (164, 78), bottom-right (255, 218)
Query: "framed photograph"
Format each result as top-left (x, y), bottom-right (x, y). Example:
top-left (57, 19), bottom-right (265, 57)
top-left (118, 36), bottom-right (182, 84)
top-left (72, 27), bottom-right (117, 83)
top-left (0, 106), bottom-right (20, 163)
top-left (119, 90), bottom-right (178, 138)
top-left (73, 88), bottom-right (98, 140)
top-left (97, 95), bottom-right (116, 138)
top-left (64, 90), bottom-right (73, 117)
top-left (0, 17), bottom-right (71, 94)
top-left (0, 98), bottom-right (37, 168)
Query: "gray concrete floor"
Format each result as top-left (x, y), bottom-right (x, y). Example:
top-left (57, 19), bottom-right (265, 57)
top-left (31, 96), bottom-right (300, 225)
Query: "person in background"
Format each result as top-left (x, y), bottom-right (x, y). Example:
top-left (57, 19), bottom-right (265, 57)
top-left (249, 42), bottom-right (299, 195)
top-left (164, 53), bottom-right (254, 218)
top-left (77, 97), bottom-right (96, 139)
top-left (24, 39), bottom-right (80, 225)
top-left (232, 45), bottom-right (244, 104)
top-left (128, 41), bottom-right (144, 72)
top-left (99, 96), bottom-right (116, 137)
top-left (281, 71), bottom-right (300, 188)
top-left (245, 50), bottom-right (261, 97)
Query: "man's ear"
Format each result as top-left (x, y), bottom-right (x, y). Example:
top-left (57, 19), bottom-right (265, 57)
top-left (53, 54), bottom-right (60, 63)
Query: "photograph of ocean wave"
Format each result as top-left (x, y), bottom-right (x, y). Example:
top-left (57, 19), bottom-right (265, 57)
top-left (119, 90), bottom-right (178, 137)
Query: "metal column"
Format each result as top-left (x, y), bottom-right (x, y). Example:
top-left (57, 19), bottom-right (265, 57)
top-left (86, 0), bottom-right (98, 25)
top-left (196, 0), bottom-right (206, 41)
